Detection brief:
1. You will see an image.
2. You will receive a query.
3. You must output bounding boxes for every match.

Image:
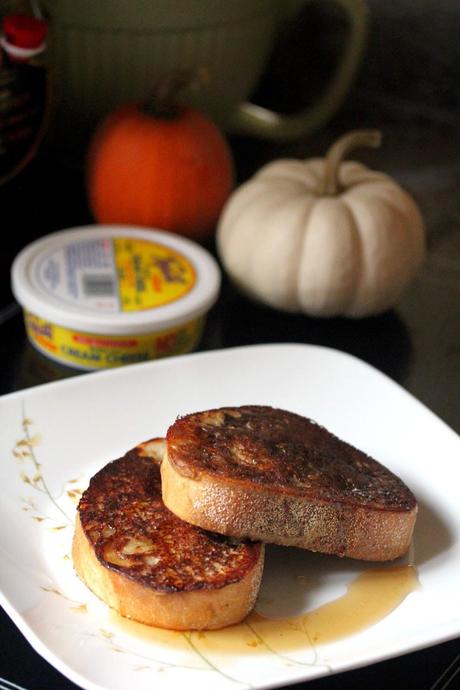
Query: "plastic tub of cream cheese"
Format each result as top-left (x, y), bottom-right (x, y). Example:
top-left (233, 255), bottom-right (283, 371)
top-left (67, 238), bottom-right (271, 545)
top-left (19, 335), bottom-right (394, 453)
top-left (11, 225), bottom-right (221, 370)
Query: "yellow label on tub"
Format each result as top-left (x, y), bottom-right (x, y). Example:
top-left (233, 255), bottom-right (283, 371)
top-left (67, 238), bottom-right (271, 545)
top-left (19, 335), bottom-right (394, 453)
top-left (24, 312), bottom-right (204, 370)
top-left (114, 238), bottom-right (196, 312)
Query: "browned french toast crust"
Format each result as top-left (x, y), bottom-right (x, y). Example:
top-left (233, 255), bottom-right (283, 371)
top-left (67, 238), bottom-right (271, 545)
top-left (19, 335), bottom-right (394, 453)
top-left (73, 440), bottom-right (264, 629)
top-left (77, 449), bottom-right (261, 592)
top-left (166, 406), bottom-right (416, 511)
top-left (162, 406), bottom-right (417, 560)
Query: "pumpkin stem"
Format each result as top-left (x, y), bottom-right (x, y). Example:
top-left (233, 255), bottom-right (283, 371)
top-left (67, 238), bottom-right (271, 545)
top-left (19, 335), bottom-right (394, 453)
top-left (142, 69), bottom-right (209, 119)
top-left (321, 129), bottom-right (382, 196)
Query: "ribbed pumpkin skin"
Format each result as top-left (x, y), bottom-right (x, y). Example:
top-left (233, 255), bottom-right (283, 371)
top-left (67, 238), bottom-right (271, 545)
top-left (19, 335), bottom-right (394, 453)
top-left (217, 159), bottom-right (425, 317)
top-left (87, 104), bottom-right (234, 240)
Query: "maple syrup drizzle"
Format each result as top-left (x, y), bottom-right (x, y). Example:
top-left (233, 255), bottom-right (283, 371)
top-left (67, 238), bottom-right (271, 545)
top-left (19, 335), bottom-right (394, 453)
top-left (109, 565), bottom-right (419, 657)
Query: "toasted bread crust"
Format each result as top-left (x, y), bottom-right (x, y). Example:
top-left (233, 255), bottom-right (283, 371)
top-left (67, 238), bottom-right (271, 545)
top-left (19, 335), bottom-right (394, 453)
top-left (163, 406), bottom-right (417, 561)
top-left (73, 439), bottom-right (264, 630)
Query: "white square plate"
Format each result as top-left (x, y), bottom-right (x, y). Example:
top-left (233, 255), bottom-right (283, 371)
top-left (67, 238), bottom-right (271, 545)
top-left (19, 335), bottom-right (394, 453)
top-left (0, 344), bottom-right (459, 690)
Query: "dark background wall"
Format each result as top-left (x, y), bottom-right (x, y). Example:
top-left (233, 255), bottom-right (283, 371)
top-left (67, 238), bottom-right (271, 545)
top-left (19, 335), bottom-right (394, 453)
top-left (254, 0), bottom-right (460, 130)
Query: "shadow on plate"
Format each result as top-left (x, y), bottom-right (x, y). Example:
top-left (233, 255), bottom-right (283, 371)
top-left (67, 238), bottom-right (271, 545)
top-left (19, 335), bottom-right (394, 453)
top-left (412, 494), bottom-right (454, 566)
top-left (258, 494), bottom-right (452, 619)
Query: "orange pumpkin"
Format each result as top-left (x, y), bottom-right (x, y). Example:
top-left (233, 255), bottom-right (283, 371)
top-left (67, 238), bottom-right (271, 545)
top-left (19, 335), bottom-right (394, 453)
top-left (87, 72), bottom-right (234, 240)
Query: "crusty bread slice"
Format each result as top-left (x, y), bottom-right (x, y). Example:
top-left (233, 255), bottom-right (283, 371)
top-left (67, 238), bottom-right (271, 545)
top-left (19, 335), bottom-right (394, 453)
top-left (72, 437), bottom-right (264, 630)
top-left (162, 406), bottom-right (417, 561)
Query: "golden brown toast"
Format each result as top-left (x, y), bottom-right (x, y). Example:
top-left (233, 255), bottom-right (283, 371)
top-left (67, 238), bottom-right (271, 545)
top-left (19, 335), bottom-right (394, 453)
top-left (162, 406), bottom-right (417, 561)
top-left (72, 438), bottom-right (264, 630)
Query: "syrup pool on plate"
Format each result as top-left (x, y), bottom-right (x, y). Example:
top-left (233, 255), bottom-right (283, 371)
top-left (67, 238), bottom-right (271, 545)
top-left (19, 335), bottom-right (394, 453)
top-left (109, 565), bottom-right (419, 655)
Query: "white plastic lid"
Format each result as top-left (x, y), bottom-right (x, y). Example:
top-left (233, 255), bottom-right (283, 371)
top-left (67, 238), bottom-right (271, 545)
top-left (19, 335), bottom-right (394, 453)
top-left (11, 225), bottom-right (221, 335)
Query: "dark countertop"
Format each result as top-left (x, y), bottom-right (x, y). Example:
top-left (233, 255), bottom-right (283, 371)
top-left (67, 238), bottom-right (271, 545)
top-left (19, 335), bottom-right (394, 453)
top-left (0, 118), bottom-right (459, 690)
top-left (4, 122), bottom-right (459, 428)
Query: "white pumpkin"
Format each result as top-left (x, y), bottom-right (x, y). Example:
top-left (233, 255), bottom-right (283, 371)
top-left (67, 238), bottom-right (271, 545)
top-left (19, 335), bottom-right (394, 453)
top-left (217, 130), bottom-right (425, 317)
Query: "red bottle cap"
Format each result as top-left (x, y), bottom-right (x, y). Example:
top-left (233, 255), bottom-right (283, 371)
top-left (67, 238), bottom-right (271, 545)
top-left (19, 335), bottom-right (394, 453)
top-left (3, 14), bottom-right (47, 49)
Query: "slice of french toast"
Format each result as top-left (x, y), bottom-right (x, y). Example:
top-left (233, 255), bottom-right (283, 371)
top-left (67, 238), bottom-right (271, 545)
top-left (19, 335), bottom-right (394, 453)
top-left (72, 438), bottom-right (264, 630)
top-left (161, 406), bottom-right (417, 561)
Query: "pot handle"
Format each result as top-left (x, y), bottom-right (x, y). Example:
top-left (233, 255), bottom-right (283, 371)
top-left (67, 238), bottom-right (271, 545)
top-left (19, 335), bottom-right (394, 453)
top-left (230, 0), bottom-right (368, 141)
